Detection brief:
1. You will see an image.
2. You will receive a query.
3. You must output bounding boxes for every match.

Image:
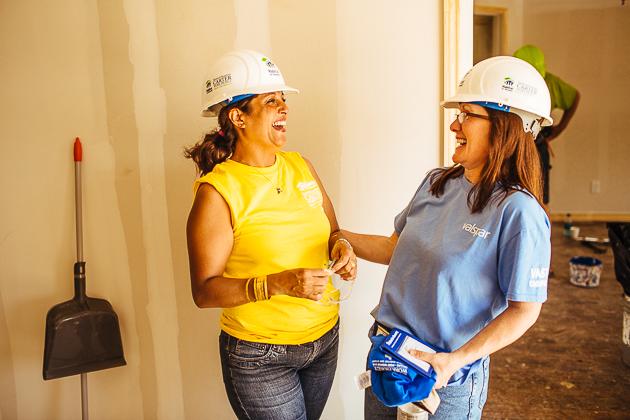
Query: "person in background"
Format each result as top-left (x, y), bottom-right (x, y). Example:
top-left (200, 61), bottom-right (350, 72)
top-left (185, 49), bottom-right (356, 420)
top-left (344, 56), bottom-right (552, 419)
top-left (607, 222), bottom-right (630, 367)
top-left (514, 44), bottom-right (580, 204)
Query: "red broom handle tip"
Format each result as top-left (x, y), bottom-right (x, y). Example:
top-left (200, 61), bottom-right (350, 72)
top-left (74, 137), bottom-right (82, 162)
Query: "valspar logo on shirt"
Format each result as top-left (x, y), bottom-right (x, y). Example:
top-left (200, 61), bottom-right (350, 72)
top-left (529, 267), bottom-right (549, 288)
top-left (297, 181), bottom-right (322, 207)
top-left (462, 223), bottom-right (491, 239)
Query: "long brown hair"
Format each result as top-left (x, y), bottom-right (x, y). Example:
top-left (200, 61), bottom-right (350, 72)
top-left (184, 96), bottom-right (255, 175)
top-left (429, 108), bottom-right (545, 213)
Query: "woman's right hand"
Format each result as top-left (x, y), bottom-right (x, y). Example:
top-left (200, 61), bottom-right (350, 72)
top-left (268, 268), bottom-right (331, 301)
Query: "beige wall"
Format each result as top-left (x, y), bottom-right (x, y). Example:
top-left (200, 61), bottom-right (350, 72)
top-left (523, 0), bottom-right (630, 215)
top-left (475, 0), bottom-right (524, 54)
top-left (0, 1), bottom-right (442, 419)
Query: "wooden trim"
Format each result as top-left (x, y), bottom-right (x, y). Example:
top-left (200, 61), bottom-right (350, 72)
top-left (474, 5), bottom-right (507, 15)
top-left (443, 0), bottom-right (468, 167)
top-left (443, 0), bottom-right (459, 167)
top-left (550, 213), bottom-right (630, 223)
top-left (443, 0), bottom-right (473, 166)
top-left (500, 10), bottom-right (508, 55)
top-left (473, 5), bottom-right (508, 55)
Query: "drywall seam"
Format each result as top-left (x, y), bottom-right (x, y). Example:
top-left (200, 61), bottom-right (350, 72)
top-left (121, 0), bottom-right (185, 418)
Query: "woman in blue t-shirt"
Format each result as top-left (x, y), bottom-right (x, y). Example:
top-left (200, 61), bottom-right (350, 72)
top-left (344, 56), bottom-right (553, 419)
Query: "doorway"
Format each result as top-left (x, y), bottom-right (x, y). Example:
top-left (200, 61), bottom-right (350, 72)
top-left (473, 5), bottom-right (507, 63)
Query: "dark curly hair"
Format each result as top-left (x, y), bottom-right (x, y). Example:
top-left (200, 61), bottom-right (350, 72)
top-left (184, 96), bottom-right (255, 175)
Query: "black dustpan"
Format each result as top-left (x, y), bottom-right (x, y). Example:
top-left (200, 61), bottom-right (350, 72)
top-left (42, 261), bottom-right (126, 379)
top-left (43, 138), bottom-right (125, 417)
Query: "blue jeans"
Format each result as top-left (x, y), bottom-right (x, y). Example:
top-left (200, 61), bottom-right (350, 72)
top-left (364, 357), bottom-right (490, 420)
top-left (219, 321), bottom-right (339, 420)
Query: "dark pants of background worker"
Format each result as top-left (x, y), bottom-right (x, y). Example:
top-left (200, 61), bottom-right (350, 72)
top-left (536, 127), bottom-right (552, 205)
top-left (608, 223), bottom-right (630, 295)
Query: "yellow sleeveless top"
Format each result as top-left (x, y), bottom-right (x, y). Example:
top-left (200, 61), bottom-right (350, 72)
top-left (193, 151), bottom-right (338, 344)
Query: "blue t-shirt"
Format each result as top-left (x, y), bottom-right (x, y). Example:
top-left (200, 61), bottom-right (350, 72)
top-left (373, 172), bottom-right (550, 385)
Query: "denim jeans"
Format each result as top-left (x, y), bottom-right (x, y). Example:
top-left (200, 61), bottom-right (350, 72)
top-left (364, 356), bottom-right (490, 420)
top-left (219, 321), bottom-right (339, 420)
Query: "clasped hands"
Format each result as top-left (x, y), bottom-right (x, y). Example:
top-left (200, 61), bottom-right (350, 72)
top-left (267, 238), bottom-right (357, 301)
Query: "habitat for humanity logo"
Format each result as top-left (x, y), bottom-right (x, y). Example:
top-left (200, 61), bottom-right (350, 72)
top-left (501, 77), bottom-right (514, 92)
top-left (206, 74), bottom-right (232, 94)
top-left (262, 57), bottom-right (280, 76)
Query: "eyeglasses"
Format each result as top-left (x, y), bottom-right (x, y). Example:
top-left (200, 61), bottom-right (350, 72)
top-left (455, 111), bottom-right (491, 124)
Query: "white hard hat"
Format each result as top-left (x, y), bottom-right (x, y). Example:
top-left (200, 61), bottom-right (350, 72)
top-left (441, 56), bottom-right (553, 137)
top-left (201, 49), bottom-right (299, 117)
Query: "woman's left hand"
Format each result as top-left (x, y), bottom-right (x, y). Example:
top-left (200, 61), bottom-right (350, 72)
top-left (407, 350), bottom-right (461, 389)
top-left (330, 239), bottom-right (357, 280)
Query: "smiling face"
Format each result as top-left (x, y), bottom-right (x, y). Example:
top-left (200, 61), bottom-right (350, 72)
top-left (237, 91), bottom-right (289, 151)
top-left (450, 103), bottom-right (492, 183)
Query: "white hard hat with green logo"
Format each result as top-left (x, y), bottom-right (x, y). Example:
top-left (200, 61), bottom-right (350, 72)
top-left (201, 49), bottom-right (299, 117)
top-left (441, 56), bottom-right (553, 137)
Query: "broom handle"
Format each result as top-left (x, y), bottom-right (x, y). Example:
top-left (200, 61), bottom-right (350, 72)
top-left (82, 373), bottom-right (88, 420)
top-left (74, 137), bottom-right (83, 262)
top-left (74, 138), bottom-right (89, 420)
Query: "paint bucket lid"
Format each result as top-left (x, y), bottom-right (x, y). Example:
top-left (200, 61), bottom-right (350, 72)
top-left (569, 256), bottom-right (602, 288)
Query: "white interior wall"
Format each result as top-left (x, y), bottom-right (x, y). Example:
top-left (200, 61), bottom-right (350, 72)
top-left (0, 1), bottom-right (442, 419)
top-left (332, 2), bottom-right (442, 418)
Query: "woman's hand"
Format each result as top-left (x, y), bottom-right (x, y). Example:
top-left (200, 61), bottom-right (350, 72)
top-left (267, 268), bottom-right (331, 301)
top-left (408, 301), bottom-right (542, 389)
top-left (407, 350), bottom-right (461, 389)
top-left (330, 239), bottom-right (357, 280)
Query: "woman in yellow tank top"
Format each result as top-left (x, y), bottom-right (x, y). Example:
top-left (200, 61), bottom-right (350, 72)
top-left (185, 50), bottom-right (356, 420)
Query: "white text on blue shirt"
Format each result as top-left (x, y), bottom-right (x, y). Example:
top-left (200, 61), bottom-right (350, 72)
top-left (462, 223), bottom-right (491, 239)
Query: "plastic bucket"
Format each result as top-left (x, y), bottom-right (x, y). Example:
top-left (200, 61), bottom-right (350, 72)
top-left (569, 256), bottom-right (602, 288)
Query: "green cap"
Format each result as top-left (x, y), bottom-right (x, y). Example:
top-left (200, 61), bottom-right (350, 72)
top-left (513, 44), bottom-right (546, 78)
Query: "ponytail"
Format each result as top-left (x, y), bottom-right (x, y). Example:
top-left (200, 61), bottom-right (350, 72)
top-left (184, 96), bottom-right (254, 175)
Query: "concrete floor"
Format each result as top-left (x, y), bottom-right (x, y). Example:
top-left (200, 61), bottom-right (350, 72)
top-left (484, 222), bottom-right (630, 419)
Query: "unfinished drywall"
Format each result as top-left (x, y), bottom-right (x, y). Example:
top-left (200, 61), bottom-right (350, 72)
top-left (0, 0), bottom-right (145, 418)
top-left (0, 1), bottom-right (442, 419)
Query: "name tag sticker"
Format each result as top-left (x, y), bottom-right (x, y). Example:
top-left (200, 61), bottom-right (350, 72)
top-left (380, 328), bottom-right (439, 378)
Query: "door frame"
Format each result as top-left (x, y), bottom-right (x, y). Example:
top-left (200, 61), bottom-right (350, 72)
top-left (442, 0), bottom-right (473, 166)
top-left (474, 5), bottom-right (509, 56)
